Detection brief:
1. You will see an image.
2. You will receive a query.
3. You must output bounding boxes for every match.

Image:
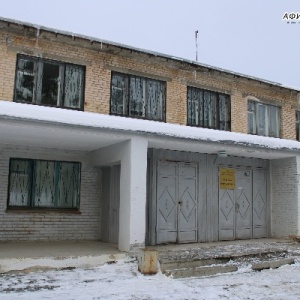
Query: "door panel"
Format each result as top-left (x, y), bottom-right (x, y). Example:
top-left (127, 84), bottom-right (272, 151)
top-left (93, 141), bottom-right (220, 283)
top-left (219, 188), bottom-right (235, 240)
top-left (235, 170), bottom-right (252, 239)
top-left (156, 163), bottom-right (177, 244)
top-left (156, 162), bottom-right (198, 244)
top-left (178, 164), bottom-right (197, 243)
top-left (219, 168), bottom-right (254, 241)
top-left (253, 170), bottom-right (267, 238)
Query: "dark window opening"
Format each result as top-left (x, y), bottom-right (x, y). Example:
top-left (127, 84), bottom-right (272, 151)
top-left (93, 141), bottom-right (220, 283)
top-left (187, 86), bottom-right (231, 131)
top-left (110, 72), bottom-right (166, 121)
top-left (8, 158), bottom-right (81, 209)
top-left (14, 55), bottom-right (85, 110)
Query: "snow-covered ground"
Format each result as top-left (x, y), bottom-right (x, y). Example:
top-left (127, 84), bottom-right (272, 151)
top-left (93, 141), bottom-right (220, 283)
top-left (0, 257), bottom-right (300, 300)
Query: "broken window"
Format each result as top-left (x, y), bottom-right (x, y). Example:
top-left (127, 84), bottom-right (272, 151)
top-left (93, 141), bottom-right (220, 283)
top-left (296, 111), bottom-right (300, 141)
top-left (8, 159), bottom-right (81, 209)
top-left (110, 72), bottom-right (166, 121)
top-left (14, 55), bottom-right (85, 110)
top-left (247, 100), bottom-right (280, 137)
top-left (187, 86), bottom-right (231, 131)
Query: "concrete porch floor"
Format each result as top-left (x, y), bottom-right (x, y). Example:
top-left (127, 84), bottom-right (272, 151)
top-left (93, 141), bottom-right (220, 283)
top-left (0, 238), bottom-right (299, 273)
top-left (0, 241), bottom-right (127, 273)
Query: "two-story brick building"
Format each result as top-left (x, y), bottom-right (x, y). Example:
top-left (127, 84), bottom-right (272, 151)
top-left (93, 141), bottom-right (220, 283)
top-left (0, 17), bottom-right (300, 252)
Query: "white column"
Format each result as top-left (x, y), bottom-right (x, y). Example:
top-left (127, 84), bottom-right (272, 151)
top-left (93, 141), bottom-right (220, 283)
top-left (118, 138), bottom-right (148, 252)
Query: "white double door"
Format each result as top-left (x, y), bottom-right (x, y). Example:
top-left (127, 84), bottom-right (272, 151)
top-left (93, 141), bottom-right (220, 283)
top-left (219, 168), bottom-right (267, 240)
top-left (156, 162), bottom-right (198, 244)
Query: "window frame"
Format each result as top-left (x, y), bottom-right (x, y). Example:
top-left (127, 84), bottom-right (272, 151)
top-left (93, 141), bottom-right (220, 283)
top-left (14, 54), bottom-right (86, 111)
top-left (110, 71), bottom-right (166, 122)
top-left (247, 100), bottom-right (281, 138)
top-left (7, 158), bottom-right (81, 211)
top-left (186, 86), bottom-right (231, 131)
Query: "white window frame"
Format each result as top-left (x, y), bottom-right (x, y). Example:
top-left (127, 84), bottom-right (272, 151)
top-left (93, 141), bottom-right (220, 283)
top-left (247, 100), bottom-right (280, 138)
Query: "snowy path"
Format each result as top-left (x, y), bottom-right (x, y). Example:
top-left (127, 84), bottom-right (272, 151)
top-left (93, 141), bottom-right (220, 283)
top-left (0, 258), bottom-right (300, 300)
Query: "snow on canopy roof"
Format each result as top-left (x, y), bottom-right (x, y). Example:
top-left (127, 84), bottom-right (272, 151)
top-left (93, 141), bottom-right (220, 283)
top-left (0, 16), bottom-right (299, 92)
top-left (1, 101), bottom-right (300, 153)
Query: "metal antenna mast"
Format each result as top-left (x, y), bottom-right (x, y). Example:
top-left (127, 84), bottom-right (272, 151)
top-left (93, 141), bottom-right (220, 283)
top-left (195, 30), bottom-right (198, 62)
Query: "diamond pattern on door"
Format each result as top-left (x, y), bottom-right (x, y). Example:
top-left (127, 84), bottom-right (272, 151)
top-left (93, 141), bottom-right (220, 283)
top-left (253, 191), bottom-right (266, 219)
top-left (237, 191), bottom-right (250, 220)
top-left (158, 187), bottom-right (176, 222)
top-left (180, 187), bottom-right (196, 222)
top-left (220, 190), bottom-right (234, 220)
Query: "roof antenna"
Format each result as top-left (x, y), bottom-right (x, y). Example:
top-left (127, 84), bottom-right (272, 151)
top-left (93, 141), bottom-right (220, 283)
top-left (195, 30), bottom-right (199, 62)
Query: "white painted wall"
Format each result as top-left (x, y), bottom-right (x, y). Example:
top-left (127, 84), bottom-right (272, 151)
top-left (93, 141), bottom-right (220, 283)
top-left (270, 156), bottom-right (300, 237)
top-left (92, 138), bottom-right (148, 252)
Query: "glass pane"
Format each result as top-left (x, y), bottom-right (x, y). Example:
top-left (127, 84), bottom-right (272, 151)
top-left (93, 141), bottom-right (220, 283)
top-left (129, 76), bottom-right (145, 117)
top-left (203, 91), bottom-right (210, 127)
top-left (146, 80), bottom-right (165, 120)
top-left (64, 65), bottom-right (84, 109)
top-left (296, 111), bottom-right (300, 141)
top-left (41, 62), bottom-right (60, 106)
top-left (248, 101), bottom-right (256, 134)
top-left (111, 73), bottom-right (128, 115)
top-left (219, 94), bottom-right (230, 131)
top-left (9, 160), bottom-right (31, 206)
top-left (269, 106), bottom-right (280, 137)
top-left (57, 162), bottom-right (80, 208)
top-left (15, 58), bottom-right (35, 102)
top-left (187, 88), bottom-right (192, 125)
top-left (209, 92), bottom-right (217, 128)
top-left (33, 161), bottom-right (56, 207)
top-left (187, 87), bottom-right (202, 126)
top-left (257, 104), bottom-right (267, 136)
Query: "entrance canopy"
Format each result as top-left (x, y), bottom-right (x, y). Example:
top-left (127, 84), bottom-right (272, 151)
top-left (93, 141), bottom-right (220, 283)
top-left (0, 101), bottom-right (300, 159)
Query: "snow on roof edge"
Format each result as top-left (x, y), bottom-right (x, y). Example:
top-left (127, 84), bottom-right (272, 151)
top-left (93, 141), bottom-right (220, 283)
top-left (0, 16), bottom-right (299, 92)
top-left (1, 101), bottom-right (300, 153)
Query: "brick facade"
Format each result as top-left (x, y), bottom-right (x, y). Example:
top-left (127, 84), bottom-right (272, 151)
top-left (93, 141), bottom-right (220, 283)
top-left (0, 145), bottom-right (101, 241)
top-left (0, 28), bottom-right (298, 139)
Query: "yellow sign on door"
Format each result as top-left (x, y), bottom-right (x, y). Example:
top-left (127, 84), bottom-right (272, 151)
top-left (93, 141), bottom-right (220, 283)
top-left (219, 168), bottom-right (235, 189)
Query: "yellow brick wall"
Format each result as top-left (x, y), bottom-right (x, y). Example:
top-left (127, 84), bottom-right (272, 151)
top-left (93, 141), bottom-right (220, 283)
top-left (0, 30), bottom-right (297, 140)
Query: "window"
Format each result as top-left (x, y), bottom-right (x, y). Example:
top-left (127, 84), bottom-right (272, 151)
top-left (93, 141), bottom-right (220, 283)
top-left (110, 72), bottom-right (166, 121)
top-left (14, 55), bottom-right (85, 110)
top-left (248, 100), bottom-right (280, 137)
top-left (8, 159), bottom-right (81, 209)
top-left (296, 111), bottom-right (300, 141)
top-left (187, 86), bottom-right (231, 130)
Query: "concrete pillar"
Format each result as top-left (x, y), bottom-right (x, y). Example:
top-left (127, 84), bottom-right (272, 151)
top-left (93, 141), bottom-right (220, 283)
top-left (119, 138), bottom-right (148, 252)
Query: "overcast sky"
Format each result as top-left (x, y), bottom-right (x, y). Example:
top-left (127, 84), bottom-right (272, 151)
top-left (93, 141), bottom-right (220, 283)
top-left (1, 1), bottom-right (300, 89)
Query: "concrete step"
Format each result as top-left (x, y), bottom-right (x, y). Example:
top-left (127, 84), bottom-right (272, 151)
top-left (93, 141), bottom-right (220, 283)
top-left (159, 249), bottom-right (295, 278)
top-left (252, 258), bottom-right (295, 271)
top-left (164, 264), bottom-right (238, 279)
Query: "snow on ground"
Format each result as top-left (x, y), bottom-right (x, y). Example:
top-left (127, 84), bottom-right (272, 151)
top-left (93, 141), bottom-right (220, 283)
top-left (0, 258), bottom-right (300, 300)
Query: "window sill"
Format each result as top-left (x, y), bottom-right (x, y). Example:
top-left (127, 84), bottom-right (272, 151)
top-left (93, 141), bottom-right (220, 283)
top-left (6, 208), bottom-right (81, 214)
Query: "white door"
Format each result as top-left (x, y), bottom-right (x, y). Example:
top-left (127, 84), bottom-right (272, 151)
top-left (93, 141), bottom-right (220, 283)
top-left (156, 162), bottom-right (197, 244)
top-left (219, 169), bottom-right (253, 240)
top-left (253, 170), bottom-right (267, 238)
